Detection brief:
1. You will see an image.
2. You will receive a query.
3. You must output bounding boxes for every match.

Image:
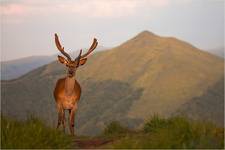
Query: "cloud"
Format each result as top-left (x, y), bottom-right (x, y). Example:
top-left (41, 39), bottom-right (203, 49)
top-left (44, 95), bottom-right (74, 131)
top-left (58, 0), bottom-right (139, 18)
top-left (1, 0), bottom-right (194, 24)
top-left (1, 4), bottom-right (24, 15)
top-left (58, 0), bottom-right (172, 17)
top-left (1, 0), bottom-right (173, 19)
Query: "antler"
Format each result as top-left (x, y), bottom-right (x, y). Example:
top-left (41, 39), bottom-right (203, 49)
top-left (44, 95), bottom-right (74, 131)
top-left (75, 49), bottom-right (82, 61)
top-left (55, 33), bottom-right (72, 61)
top-left (81, 38), bottom-right (98, 58)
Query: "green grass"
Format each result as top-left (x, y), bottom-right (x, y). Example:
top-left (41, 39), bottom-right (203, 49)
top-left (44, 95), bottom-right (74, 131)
top-left (103, 121), bottom-right (130, 137)
top-left (102, 116), bottom-right (224, 149)
top-left (1, 116), bottom-right (73, 149)
top-left (143, 114), bottom-right (169, 133)
top-left (1, 115), bottom-right (224, 149)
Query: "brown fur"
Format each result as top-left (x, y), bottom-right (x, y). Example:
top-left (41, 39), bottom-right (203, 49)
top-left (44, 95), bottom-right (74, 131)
top-left (54, 77), bottom-right (81, 135)
top-left (54, 77), bottom-right (81, 108)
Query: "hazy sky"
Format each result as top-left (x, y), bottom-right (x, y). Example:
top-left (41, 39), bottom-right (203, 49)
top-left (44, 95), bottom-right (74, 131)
top-left (1, 0), bottom-right (224, 61)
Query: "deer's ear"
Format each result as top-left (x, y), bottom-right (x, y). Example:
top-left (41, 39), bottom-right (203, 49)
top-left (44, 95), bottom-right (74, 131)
top-left (79, 58), bottom-right (87, 66)
top-left (58, 55), bottom-right (68, 64)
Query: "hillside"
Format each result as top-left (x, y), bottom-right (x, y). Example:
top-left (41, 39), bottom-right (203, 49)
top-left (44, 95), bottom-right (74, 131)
top-left (175, 77), bottom-right (224, 125)
top-left (1, 31), bottom-right (224, 135)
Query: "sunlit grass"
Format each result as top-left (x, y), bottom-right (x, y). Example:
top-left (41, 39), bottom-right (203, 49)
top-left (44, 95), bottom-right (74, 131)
top-left (102, 116), bottom-right (224, 149)
top-left (1, 115), bottom-right (224, 149)
top-left (1, 116), bottom-right (73, 149)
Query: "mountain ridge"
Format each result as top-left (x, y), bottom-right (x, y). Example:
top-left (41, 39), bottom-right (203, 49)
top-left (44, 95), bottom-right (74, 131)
top-left (1, 46), bottom-right (108, 80)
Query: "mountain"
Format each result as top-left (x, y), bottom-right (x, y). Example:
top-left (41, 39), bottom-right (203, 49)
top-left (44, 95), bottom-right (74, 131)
top-left (1, 46), bottom-right (108, 80)
top-left (1, 31), bottom-right (224, 136)
top-left (206, 47), bottom-right (224, 58)
top-left (1, 56), bottom-right (55, 80)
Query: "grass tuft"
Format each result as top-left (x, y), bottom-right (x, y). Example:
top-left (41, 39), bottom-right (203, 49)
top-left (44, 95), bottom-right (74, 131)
top-left (143, 114), bottom-right (169, 133)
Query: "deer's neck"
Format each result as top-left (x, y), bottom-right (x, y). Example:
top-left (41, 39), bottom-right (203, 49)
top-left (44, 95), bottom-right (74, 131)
top-left (65, 76), bottom-right (75, 96)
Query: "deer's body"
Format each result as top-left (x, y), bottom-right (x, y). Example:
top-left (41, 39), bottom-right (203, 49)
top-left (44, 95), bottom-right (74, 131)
top-left (54, 77), bottom-right (81, 110)
top-left (53, 33), bottom-right (98, 135)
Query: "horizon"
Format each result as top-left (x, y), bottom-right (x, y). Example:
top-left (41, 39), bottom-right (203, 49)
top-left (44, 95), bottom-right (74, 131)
top-left (1, 0), bottom-right (224, 61)
top-left (1, 30), bottom-right (223, 62)
top-left (0, 44), bottom-right (108, 62)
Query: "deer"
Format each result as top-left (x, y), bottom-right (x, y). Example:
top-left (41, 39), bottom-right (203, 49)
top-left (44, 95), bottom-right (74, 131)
top-left (53, 33), bottom-right (98, 135)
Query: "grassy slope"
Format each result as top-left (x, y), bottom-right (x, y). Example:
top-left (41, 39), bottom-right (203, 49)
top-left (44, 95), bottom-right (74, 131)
top-left (76, 31), bottom-right (224, 120)
top-left (1, 31), bottom-right (224, 136)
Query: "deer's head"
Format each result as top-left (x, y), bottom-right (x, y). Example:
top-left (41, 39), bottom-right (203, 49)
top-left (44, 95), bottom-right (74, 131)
top-left (55, 33), bottom-right (98, 77)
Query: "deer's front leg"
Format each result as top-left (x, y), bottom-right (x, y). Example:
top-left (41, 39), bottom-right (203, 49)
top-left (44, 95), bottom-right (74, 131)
top-left (57, 112), bottom-right (61, 129)
top-left (69, 103), bottom-right (78, 136)
top-left (56, 104), bottom-right (66, 133)
top-left (62, 109), bottom-right (66, 133)
top-left (56, 104), bottom-right (63, 129)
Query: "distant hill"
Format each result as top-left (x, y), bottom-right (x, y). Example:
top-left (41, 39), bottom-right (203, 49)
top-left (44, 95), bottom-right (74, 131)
top-left (206, 47), bottom-right (224, 58)
top-left (1, 31), bottom-right (224, 136)
top-left (1, 56), bottom-right (55, 80)
top-left (1, 46), bottom-right (108, 80)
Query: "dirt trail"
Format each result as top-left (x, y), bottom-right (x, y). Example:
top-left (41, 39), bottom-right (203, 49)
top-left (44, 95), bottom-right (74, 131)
top-left (74, 138), bottom-right (113, 148)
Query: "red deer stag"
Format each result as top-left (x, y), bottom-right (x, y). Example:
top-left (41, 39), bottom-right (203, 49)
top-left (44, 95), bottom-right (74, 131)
top-left (54, 33), bottom-right (98, 135)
